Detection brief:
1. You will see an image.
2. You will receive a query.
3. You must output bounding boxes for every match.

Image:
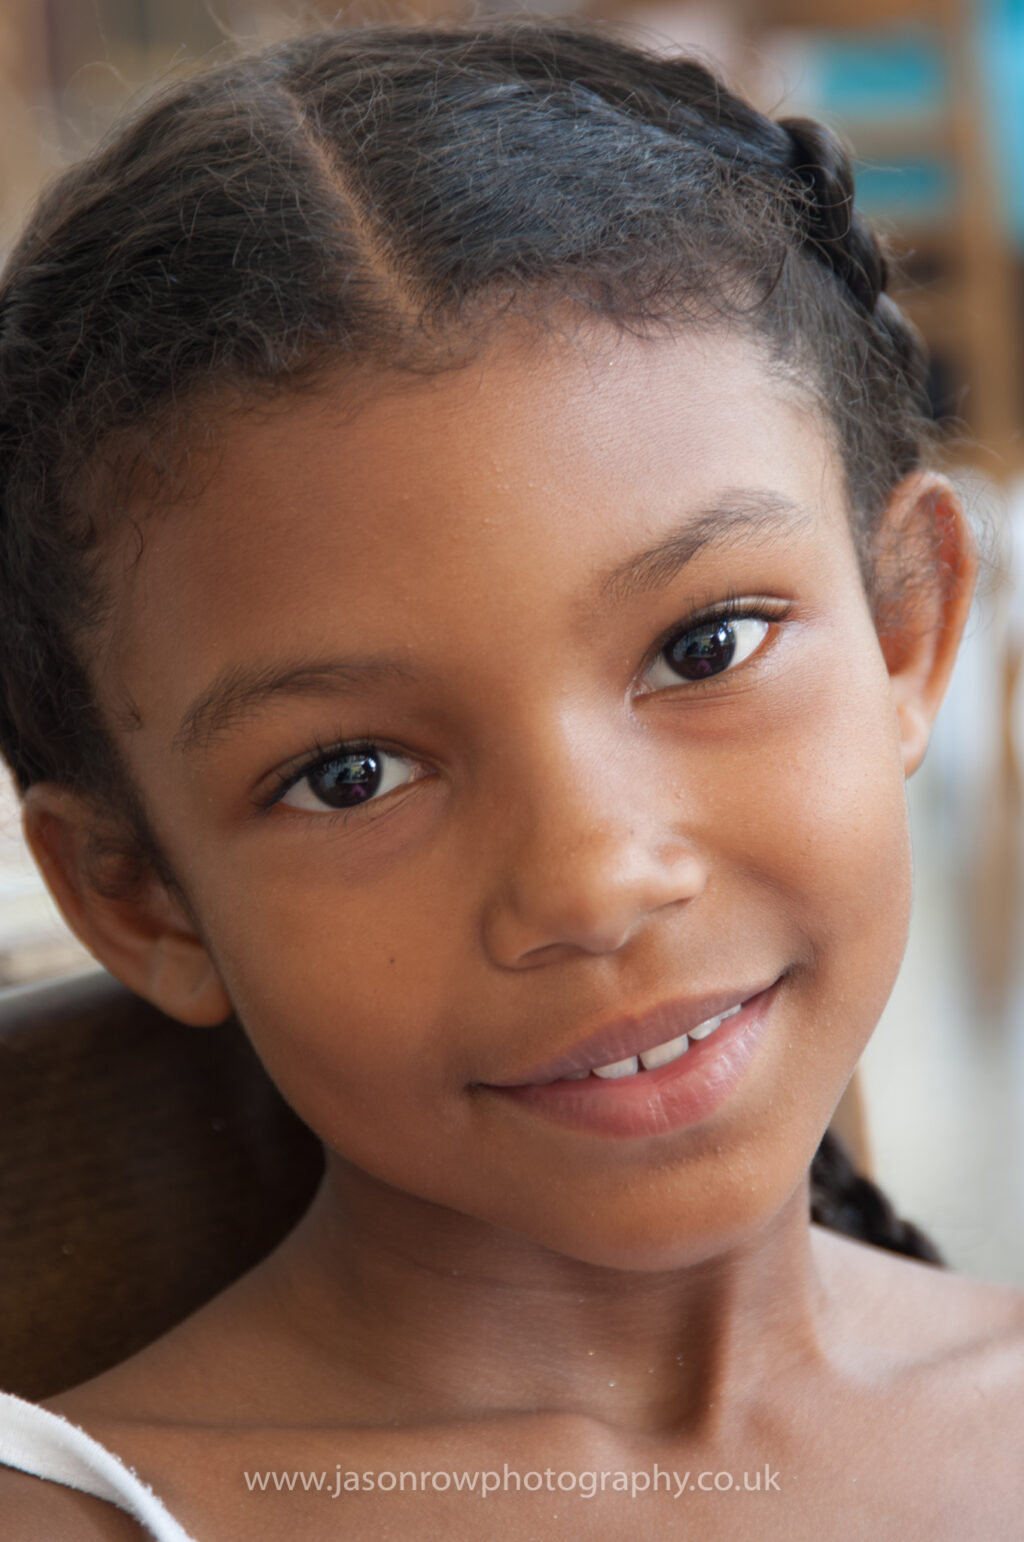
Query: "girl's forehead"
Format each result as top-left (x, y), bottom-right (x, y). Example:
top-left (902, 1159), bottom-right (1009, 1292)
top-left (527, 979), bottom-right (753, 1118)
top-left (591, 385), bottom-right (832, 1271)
top-left (103, 325), bottom-right (844, 716)
top-left (135, 323), bottom-right (829, 560)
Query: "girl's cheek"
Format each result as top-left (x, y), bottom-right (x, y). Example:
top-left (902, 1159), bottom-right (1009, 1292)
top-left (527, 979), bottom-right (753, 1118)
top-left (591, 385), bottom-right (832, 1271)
top-left (208, 873), bottom-right (470, 1105)
top-left (691, 619), bottom-right (908, 889)
top-left (748, 644), bottom-right (913, 988)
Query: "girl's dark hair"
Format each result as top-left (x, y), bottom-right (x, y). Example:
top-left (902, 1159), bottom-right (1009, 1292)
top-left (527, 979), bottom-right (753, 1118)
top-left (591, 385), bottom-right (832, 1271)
top-left (812, 1130), bottom-right (944, 1264)
top-left (0, 20), bottom-right (942, 1262)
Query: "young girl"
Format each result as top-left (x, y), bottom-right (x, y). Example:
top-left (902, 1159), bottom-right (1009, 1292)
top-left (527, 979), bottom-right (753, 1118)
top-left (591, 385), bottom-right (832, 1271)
top-left (0, 18), bottom-right (1020, 1540)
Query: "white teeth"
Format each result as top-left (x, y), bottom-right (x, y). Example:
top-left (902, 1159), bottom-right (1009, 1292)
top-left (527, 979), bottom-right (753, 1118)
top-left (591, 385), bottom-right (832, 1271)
top-left (687, 1013), bottom-right (723, 1040)
top-left (639, 1033), bottom-right (690, 1071)
top-left (591, 1055), bottom-right (640, 1079)
top-left (560, 1002), bottom-right (746, 1083)
top-left (688, 1002), bottom-right (744, 1040)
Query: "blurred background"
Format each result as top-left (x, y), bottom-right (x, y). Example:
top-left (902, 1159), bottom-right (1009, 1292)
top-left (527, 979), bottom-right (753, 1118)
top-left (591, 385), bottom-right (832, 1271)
top-left (1, 0), bottom-right (1024, 1284)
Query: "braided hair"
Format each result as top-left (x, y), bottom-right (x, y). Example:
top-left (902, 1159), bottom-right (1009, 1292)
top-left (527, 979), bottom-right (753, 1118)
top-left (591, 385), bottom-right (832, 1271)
top-left (0, 20), bottom-right (942, 1263)
top-left (812, 1131), bottom-right (943, 1263)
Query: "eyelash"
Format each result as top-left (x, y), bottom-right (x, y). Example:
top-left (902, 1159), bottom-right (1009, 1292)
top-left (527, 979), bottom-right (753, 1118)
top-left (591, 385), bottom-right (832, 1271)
top-left (258, 595), bottom-right (790, 818)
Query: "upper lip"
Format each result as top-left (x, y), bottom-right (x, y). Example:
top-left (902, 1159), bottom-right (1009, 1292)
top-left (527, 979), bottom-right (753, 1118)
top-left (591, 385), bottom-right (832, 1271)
top-left (488, 979), bottom-right (779, 1087)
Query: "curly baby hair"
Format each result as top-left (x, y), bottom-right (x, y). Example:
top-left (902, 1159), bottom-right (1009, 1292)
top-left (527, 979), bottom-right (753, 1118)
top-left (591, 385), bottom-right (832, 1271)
top-left (0, 20), bottom-right (942, 1263)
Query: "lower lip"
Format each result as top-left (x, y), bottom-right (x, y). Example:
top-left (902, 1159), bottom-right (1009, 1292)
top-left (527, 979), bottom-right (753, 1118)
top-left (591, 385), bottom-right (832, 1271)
top-left (484, 981), bottom-right (781, 1139)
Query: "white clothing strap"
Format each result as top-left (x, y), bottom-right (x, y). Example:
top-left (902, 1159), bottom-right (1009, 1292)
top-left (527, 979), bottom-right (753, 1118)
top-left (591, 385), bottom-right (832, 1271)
top-left (0, 1390), bottom-right (198, 1541)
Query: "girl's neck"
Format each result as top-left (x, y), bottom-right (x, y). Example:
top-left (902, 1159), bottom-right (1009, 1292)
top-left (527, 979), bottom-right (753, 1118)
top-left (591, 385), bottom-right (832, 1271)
top-left (252, 1160), bottom-right (833, 1438)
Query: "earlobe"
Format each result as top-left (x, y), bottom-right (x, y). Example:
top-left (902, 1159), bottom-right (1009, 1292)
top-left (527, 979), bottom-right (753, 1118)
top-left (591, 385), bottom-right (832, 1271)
top-left (145, 930), bottom-right (234, 1027)
top-left (20, 783), bottom-right (233, 1026)
top-left (895, 699), bottom-right (933, 779)
top-left (875, 473), bottom-right (977, 778)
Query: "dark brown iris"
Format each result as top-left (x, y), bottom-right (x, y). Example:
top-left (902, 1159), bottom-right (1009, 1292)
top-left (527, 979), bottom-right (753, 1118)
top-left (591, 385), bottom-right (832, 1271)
top-left (665, 621), bottom-right (737, 680)
top-left (307, 751), bottom-right (380, 808)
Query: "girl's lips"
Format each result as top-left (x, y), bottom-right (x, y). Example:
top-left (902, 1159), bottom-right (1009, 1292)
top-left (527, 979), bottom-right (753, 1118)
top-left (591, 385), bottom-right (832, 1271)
top-left (483, 980), bottom-right (781, 1138)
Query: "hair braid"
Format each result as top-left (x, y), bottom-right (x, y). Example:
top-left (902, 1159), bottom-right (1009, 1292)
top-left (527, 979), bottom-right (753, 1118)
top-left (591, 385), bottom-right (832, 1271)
top-left (776, 115), bottom-right (931, 415)
top-left (780, 116), bottom-right (887, 310)
top-left (810, 1132), bottom-right (945, 1265)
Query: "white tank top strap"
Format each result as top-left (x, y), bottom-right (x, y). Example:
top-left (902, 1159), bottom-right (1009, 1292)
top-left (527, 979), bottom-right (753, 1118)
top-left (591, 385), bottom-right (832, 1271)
top-left (0, 1389), bottom-right (198, 1541)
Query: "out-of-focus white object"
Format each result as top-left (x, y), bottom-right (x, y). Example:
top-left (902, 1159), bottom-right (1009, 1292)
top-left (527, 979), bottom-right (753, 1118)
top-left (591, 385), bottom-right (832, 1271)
top-left (1007, 476), bottom-right (1024, 778)
top-left (0, 768), bottom-right (92, 986)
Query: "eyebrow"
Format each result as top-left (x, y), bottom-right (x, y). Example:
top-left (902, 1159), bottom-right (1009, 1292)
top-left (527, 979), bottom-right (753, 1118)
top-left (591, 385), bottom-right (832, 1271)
top-left (174, 486), bottom-right (810, 757)
top-left (592, 488), bottom-right (809, 606)
top-left (174, 656), bottom-right (419, 756)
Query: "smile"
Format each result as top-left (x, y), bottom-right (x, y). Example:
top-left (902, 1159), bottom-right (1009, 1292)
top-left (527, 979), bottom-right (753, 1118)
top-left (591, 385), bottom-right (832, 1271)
top-left (569, 1004), bottom-right (744, 1080)
top-left (483, 982), bottom-right (782, 1139)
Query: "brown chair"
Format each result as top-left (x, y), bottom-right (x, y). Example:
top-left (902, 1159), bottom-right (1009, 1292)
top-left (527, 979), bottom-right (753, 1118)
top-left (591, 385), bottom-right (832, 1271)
top-left (0, 969), bottom-right (324, 1400)
top-left (0, 968), bottom-right (872, 1402)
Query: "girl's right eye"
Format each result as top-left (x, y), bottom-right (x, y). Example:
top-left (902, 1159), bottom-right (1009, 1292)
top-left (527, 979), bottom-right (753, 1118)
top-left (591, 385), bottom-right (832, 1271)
top-left (274, 744), bottom-right (421, 815)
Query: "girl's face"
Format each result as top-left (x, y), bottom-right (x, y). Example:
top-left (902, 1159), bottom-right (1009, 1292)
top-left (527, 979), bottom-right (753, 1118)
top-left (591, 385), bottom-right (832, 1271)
top-left (90, 324), bottom-right (929, 1269)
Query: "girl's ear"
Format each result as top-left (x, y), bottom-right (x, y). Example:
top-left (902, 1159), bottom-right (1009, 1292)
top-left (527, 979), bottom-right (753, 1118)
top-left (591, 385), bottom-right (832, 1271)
top-left (20, 783), bottom-right (233, 1026)
top-left (874, 472), bottom-right (978, 778)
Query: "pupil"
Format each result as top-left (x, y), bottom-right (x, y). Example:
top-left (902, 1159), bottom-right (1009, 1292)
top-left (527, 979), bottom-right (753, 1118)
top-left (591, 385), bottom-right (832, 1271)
top-left (667, 621), bottom-right (736, 680)
top-left (309, 752), bottom-right (380, 809)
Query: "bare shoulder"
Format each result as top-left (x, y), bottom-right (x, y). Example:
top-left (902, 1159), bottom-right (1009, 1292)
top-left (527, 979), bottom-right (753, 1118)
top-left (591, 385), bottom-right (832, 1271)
top-left (0, 1464), bottom-right (148, 1539)
top-left (43, 1251), bottom-right (288, 1432)
top-left (812, 1223), bottom-right (1024, 1388)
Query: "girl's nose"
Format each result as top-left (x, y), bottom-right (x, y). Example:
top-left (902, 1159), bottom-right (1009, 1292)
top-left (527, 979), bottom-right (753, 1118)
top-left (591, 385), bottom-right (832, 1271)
top-left (478, 731), bottom-right (708, 969)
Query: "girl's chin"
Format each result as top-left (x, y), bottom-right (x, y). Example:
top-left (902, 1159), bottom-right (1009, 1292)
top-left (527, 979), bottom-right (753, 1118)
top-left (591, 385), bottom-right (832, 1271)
top-left (485, 1174), bottom-right (811, 1275)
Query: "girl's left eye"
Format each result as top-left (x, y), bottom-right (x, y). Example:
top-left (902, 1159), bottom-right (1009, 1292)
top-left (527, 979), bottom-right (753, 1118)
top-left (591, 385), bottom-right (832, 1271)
top-left (644, 613), bottom-right (771, 691)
